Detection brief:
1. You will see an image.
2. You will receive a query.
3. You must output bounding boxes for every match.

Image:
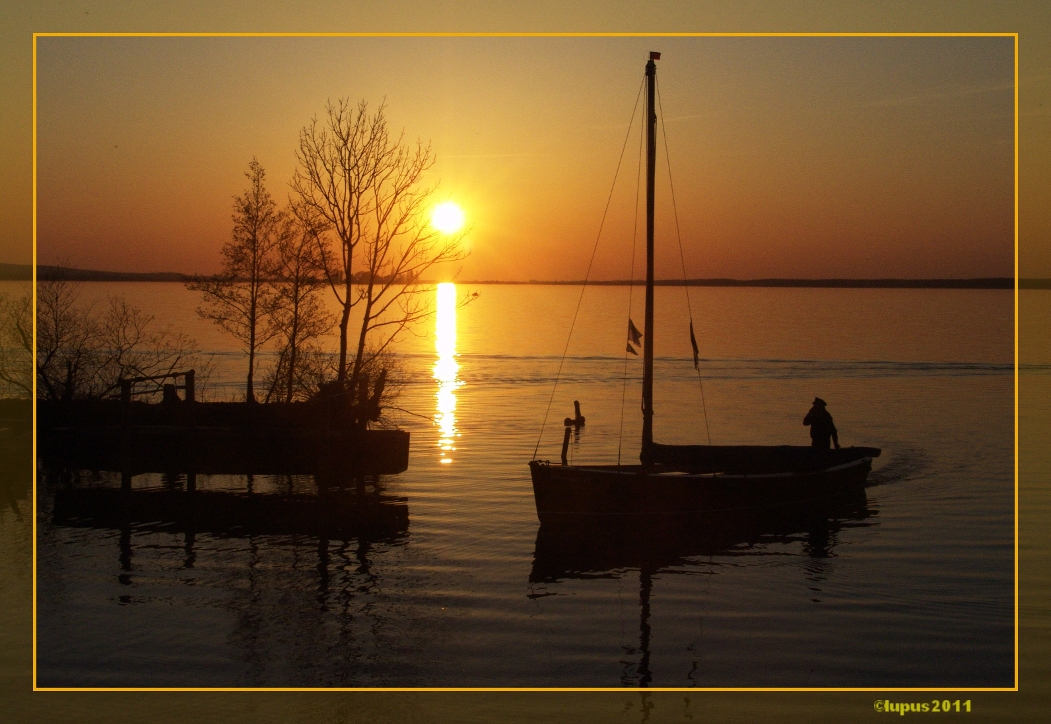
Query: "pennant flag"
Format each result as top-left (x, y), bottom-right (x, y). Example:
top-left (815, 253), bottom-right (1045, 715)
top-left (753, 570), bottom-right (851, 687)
top-left (689, 321), bottom-right (700, 370)
top-left (626, 343), bottom-right (639, 356)
top-left (627, 319), bottom-right (643, 346)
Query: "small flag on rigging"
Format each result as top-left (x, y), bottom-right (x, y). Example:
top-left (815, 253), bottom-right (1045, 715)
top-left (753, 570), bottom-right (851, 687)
top-left (626, 343), bottom-right (638, 356)
top-left (689, 320), bottom-right (700, 371)
top-left (627, 319), bottom-right (642, 346)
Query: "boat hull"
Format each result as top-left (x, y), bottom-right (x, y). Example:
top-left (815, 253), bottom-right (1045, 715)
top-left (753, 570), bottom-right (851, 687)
top-left (529, 455), bottom-right (875, 523)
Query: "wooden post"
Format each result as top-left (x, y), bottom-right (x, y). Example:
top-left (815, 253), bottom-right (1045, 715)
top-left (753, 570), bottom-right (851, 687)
top-left (561, 426), bottom-right (572, 466)
top-left (184, 370), bottom-right (195, 402)
top-left (163, 384), bottom-right (178, 405)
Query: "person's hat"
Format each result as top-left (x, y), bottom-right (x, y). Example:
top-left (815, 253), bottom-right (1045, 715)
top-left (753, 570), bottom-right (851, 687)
top-left (813, 397), bottom-right (826, 406)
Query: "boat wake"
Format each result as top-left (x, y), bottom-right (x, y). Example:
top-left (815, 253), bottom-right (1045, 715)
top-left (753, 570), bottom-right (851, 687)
top-left (864, 446), bottom-right (928, 487)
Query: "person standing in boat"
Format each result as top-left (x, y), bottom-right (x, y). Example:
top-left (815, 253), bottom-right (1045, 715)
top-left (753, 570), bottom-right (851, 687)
top-left (804, 397), bottom-right (840, 449)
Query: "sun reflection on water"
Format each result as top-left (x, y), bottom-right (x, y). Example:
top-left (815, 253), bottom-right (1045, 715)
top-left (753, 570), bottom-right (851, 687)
top-left (433, 283), bottom-right (462, 464)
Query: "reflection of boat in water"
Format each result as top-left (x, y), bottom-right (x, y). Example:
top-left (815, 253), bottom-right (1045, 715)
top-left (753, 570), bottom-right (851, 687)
top-left (530, 489), bottom-right (876, 687)
top-left (52, 484), bottom-right (409, 541)
top-left (530, 487), bottom-right (875, 583)
top-left (529, 53), bottom-right (880, 521)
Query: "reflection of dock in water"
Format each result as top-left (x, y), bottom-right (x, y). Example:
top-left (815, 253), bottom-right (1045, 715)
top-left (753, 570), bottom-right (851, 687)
top-left (52, 484), bottom-right (409, 540)
top-left (42, 469), bottom-right (409, 684)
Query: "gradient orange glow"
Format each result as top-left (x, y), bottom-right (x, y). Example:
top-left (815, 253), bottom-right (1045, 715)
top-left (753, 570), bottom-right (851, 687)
top-left (32, 36), bottom-right (1014, 281)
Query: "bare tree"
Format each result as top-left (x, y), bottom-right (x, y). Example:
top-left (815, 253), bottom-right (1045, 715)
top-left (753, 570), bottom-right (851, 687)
top-left (261, 342), bottom-right (336, 404)
top-left (291, 99), bottom-right (466, 395)
top-left (36, 278), bottom-right (100, 401)
top-left (263, 206), bottom-right (336, 403)
top-left (291, 99), bottom-right (381, 383)
top-left (35, 277), bottom-right (199, 401)
top-left (0, 288), bottom-right (32, 398)
top-left (94, 295), bottom-right (199, 396)
top-left (348, 148), bottom-right (466, 389)
top-left (188, 159), bottom-right (280, 403)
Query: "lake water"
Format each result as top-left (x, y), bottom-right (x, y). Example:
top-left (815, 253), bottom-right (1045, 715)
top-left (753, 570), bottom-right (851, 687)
top-left (26, 282), bottom-right (1027, 688)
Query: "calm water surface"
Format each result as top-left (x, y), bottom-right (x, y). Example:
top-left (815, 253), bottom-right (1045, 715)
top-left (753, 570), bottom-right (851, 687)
top-left (33, 283), bottom-right (1020, 688)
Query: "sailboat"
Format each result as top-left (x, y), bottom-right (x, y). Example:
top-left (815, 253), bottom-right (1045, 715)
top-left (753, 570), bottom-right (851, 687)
top-left (528, 53), bottom-right (881, 522)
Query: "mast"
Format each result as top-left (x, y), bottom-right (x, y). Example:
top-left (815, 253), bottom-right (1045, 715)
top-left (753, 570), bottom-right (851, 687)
top-left (641, 52), bottom-right (659, 464)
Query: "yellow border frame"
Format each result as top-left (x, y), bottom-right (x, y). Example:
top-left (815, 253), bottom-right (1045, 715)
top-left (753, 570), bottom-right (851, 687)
top-left (30, 31), bottom-right (1020, 694)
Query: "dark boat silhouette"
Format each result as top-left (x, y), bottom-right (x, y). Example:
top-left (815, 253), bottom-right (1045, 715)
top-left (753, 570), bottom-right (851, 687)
top-left (528, 53), bottom-right (880, 522)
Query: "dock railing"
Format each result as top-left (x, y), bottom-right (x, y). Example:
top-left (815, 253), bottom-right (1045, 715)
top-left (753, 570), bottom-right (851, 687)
top-left (118, 370), bottom-right (195, 404)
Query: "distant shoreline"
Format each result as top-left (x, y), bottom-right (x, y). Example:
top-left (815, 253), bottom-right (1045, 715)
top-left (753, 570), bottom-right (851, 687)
top-left (2, 264), bottom-right (191, 283)
top-left (458, 278), bottom-right (1030, 289)
top-left (2, 264), bottom-right (1043, 288)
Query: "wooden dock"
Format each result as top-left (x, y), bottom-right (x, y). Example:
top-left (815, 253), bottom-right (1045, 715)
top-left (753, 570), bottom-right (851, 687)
top-left (37, 370), bottom-right (411, 477)
top-left (40, 424), bottom-right (410, 476)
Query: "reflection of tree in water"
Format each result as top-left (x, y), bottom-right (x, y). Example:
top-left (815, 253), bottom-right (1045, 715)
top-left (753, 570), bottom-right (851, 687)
top-left (232, 536), bottom-right (266, 683)
top-left (532, 490), bottom-right (879, 687)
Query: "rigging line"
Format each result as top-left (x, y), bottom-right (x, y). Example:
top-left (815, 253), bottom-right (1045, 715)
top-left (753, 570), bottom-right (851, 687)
top-left (533, 74), bottom-right (647, 460)
top-left (617, 96), bottom-right (647, 467)
top-left (656, 78), bottom-right (712, 446)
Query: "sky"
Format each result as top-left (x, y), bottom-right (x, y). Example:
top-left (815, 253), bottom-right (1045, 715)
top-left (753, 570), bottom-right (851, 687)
top-left (32, 35), bottom-right (1013, 279)
top-left (32, 35), bottom-right (1015, 281)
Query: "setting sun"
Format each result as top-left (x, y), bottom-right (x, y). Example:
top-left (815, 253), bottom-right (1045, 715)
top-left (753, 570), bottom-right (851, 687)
top-left (431, 201), bottom-right (465, 234)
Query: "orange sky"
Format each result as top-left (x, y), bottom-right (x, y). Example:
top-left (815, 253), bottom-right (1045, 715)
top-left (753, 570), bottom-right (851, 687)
top-left (26, 35), bottom-right (1017, 280)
